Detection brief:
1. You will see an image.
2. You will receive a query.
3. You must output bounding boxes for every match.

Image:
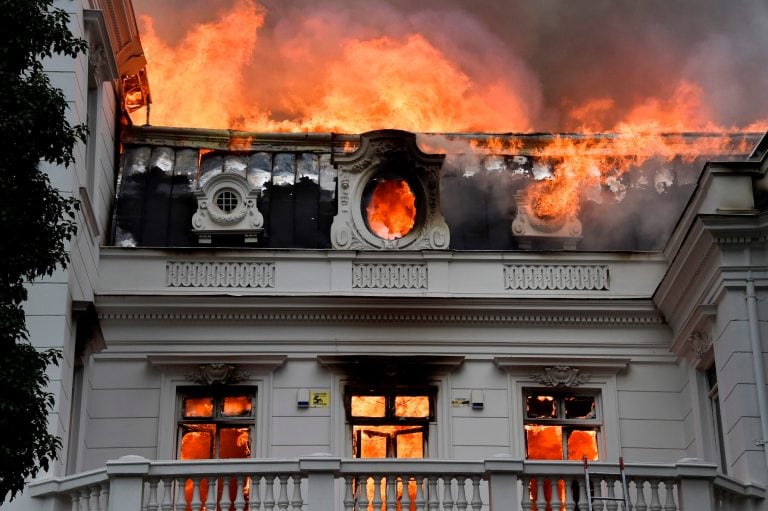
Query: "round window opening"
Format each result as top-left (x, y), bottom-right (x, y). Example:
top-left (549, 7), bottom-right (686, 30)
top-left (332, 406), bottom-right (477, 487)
top-left (362, 176), bottom-right (417, 240)
top-left (215, 190), bottom-right (239, 213)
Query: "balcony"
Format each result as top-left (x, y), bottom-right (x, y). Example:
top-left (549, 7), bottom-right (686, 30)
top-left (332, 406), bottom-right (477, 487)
top-left (28, 456), bottom-right (765, 511)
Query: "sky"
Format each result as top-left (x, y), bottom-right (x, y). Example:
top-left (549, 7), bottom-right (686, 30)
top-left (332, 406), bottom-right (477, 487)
top-left (131, 0), bottom-right (768, 133)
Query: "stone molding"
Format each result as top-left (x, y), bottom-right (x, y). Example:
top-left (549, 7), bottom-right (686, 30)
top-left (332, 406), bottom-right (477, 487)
top-left (99, 308), bottom-right (662, 326)
top-left (504, 265), bottom-right (609, 291)
top-left (531, 365), bottom-right (592, 387)
top-left (352, 264), bottom-right (427, 289)
top-left (166, 261), bottom-right (275, 288)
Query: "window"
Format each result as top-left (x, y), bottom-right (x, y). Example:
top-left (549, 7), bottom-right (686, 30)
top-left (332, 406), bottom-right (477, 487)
top-left (524, 390), bottom-right (601, 461)
top-left (706, 366), bottom-right (727, 474)
top-left (177, 388), bottom-right (255, 509)
top-left (177, 388), bottom-right (255, 460)
top-left (346, 387), bottom-right (434, 459)
top-left (346, 387), bottom-right (435, 509)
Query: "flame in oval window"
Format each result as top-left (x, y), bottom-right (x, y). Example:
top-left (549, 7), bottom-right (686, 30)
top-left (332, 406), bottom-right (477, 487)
top-left (365, 178), bottom-right (416, 240)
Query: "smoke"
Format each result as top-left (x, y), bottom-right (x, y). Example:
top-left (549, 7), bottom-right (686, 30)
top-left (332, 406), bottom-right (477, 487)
top-left (129, 0), bottom-right (768, 249)
top-left (133, 0), bottom-right (768, 132)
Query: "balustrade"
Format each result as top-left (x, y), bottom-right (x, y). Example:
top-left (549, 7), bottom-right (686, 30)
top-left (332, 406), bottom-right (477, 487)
top-left (26, 456), bottom-right (765, 511)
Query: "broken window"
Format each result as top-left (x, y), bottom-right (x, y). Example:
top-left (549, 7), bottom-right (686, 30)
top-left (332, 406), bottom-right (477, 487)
top-left (177, 388), bottom-right (255, 508)
top-left (524, 391), bottom-right (600, 461)
top-left (347, 387), bottom-right (435, 510)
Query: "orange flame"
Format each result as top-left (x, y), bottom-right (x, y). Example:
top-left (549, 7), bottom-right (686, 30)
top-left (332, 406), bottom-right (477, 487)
top-left (133, 0), bottom-right (535, 132)
top-left (133, 1), bottom-right (768, 225)
top-left (523, 82), bottom-right (763, 221)
top-left (366, 179), bottom-right (417, 240)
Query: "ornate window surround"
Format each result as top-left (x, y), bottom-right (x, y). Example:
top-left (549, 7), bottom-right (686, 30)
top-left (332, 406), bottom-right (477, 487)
top-left (494, 356), bottom-right (628, 461)
top-left (149, 354), bottom-right (286, 459)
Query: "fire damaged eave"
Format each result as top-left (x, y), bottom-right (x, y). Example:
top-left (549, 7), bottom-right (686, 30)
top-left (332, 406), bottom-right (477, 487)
top-left (121, 125), bottom-right (360, 152)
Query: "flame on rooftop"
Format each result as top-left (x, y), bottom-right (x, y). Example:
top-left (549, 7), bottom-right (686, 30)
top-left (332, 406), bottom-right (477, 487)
top-left (131, 0), bottom-right (767, 223)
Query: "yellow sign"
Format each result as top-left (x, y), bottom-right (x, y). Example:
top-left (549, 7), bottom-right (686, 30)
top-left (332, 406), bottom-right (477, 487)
top-left (310, 391), bottom-right (330, 408)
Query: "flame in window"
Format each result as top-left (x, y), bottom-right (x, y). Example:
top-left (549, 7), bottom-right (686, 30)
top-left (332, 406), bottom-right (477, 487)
top-left (365, 179), bottom-right (416, 240)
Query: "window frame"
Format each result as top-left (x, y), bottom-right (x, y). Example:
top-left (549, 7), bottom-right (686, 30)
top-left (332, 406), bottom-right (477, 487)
top-left (522, 388), bottom-right (603, 461)
top-left (344, 385), bottom-right (437, 425)
top-left (176, 386), bottom-right (257, 460)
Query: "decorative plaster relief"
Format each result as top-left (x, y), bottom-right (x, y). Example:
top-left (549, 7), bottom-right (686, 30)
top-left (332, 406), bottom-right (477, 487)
top-left (352, 264), bottom-right (427, 289)
top-left (186, 364), bottom-right (249, 385)
top-left (166, 261), bottom-right (275, 288)
top-left (686, 331), bottom-right (712, 360)
top-left (532, 366), bottom-right (591, 387)
top-left (504, 265), bottom-right (609, 291)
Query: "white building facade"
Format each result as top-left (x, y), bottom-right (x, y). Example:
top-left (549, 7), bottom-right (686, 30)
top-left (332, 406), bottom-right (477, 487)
top-left (12, 2), bottom-right (768, 510)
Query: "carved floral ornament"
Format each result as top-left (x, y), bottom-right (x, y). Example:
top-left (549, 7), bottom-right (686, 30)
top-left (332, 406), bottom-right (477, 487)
top-left (186, 364), bottom-right (249, 385)
top-left (531, 365), bottom-right (591, 387)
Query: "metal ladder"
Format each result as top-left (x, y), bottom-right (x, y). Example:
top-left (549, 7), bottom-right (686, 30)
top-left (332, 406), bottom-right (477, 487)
top-left (583, 456), bottom-right (630, 511)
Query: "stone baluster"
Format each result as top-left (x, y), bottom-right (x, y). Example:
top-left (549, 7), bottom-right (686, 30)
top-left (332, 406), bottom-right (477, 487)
top-left (356, 476), bottom-right (370, 511)
top-left (173, 478), bottom-right (185, 511)
top-left (146, 478), bottom-right (159, 511)
top-left (520, 477), bottom-right (533, 511)
top-left (427, 476), bottom-right (440, 511)
top-left (577, 477), bottom-right (588, 511)
top-left (386, 476), bottom-right (398, 511)
top-left (535, 477), bottom-right (547, 511)
top-left (414, 477), bottom-right (426, 511)
top-left (190, 477), bottom-right (203, 511)
top-left (79, 489), bottom-right (91, 511)
top-left (234, 476), bottom-right (246, 511)
top-left (250, 475), bottom-right (263, 511)
top-left (443, 476), bottom-right (454, 511)
top-left (99, 484), bottom-right (110, 511)
top-left (634, 480), bottom-right (647, 511)
top-left (277, 474), bottom-right (290, 511)
top-left (648, 480), bottom-right (661, 511)
top-left (662, 481), bottom-right (676, 511)
top-left (220, 477), bottom-right (232, 511)
top-left (371, 476), bottom-right (384, 511)
top-left (290, 475), bottom-right (303, 511)
top-left (401, 475), bottom-right (413, 511)
top-left (470, 476), bottom-right (482, 511)
top-left (564, 477), bottom-right (576, 511)
top-left (343, 476), bottom-right (355, 511)
top-left (92, 485), bottom-right (105, 511)
top-left (99, 482), bottom-right (109, 511)
top-left (263, 475), bottom-right (276, 511)
top-left (70, 490), bottom-right (82, 511)
top-left (455, 476), bottom-right (468, 511)
top-left (551, 479), bottom-right (563, 511)
top-left (605, 478), bottom-right (619, 511)
top-left (159, 478), bottom-right (173, 511)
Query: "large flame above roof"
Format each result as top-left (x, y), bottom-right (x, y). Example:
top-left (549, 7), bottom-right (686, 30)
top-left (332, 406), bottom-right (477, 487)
top-left (131, 0), bottom-right (767, 224)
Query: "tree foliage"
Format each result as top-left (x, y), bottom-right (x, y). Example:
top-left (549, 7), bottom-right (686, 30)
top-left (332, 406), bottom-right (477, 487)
top-left (0, 0), bottom-right (87, 503)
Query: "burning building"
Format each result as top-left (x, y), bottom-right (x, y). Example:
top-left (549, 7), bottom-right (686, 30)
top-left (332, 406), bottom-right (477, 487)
top-left (10, 1), bottom-right (768, 511)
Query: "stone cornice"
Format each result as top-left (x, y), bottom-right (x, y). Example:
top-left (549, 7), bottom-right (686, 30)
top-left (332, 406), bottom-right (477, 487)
top-left (96, 296), bottom-right (663, 327)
